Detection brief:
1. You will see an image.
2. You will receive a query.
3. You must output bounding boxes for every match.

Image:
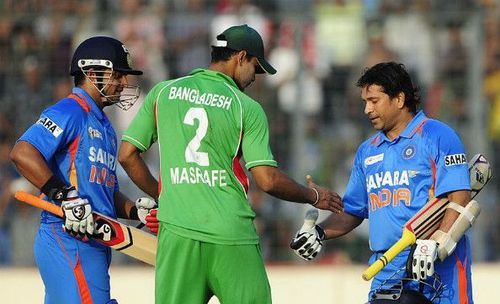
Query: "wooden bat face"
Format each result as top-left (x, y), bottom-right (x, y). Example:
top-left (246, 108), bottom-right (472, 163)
top-left (404, 197), bottom-right (448, 240)
top-left (92, 212), bottom-right (157, 259)
top-left (404, 153), bottom-right (492, 240)
top-left (92, 212), bottom-right (157, 265)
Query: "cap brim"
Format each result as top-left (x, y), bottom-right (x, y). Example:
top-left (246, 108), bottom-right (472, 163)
top-left (116, 68), bottom-right (143, 75)
top-left (256, 57), bottom-right (276, 75)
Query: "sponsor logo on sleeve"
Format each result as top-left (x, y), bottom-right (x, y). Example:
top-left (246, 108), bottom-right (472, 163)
top-left (36, 116), bottom-right (63, 138)
top-left (364, 153), bottom-right (384, 167)
top-left (444, 153), bottom-right (467, 166)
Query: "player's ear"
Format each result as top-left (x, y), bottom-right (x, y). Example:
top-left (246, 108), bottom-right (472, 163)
top-left (237, 50), bottom-right (247, 65)
top-left (396, 92), bottom-right (406, 109)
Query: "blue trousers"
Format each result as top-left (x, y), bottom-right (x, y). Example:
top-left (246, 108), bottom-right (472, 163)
top-left (34, 222), bottom-right (112, 304)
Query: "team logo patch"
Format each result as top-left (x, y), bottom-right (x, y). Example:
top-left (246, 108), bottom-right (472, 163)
top-left (364, 153), bottom-right (384, 167)
top-left (36, 116), bottom-right (63, 138)
top-left (445, 153), bottom-right (467, 166)
top-left (88, 127), bottom-right (102, 140)
top-left (402, 145), bottom-right (416, 159)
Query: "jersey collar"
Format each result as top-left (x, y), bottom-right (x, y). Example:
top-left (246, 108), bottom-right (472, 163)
top-left (72, 87), bottom-right (105, 120)
top-left (189, 68), bottom-right (240, 90)
top-left (376, 110), bottom-right (428, 146)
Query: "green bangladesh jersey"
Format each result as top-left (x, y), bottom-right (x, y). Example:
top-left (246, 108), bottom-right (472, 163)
top-left (122, 69), bottom-right (277, 245)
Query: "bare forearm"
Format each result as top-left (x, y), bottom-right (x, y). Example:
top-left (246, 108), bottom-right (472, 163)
top-left (265, 174), bottom-right (316, 204)
top-left (438, 190), bottom-right (471, 232)
top-left (123, 159), bottom-right (158, 199)
top-left (251, 166), bottom-right (315, 204)
top-left (320, 212), bottom-right (363, 240)
top-left (118, 142), bottom-right (159, 199)
top-left (114, 191), bottom-right (138, 220)
top-left (250, 165), bottom-right (343, 213)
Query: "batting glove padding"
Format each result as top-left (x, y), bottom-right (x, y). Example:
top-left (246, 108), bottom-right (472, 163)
top-left (290, 225), bottom-right (325, 261)
top-left (290, 209), bottom-right (325, 261)
top-left (145, 209), bottom-right (159, 234)
top-left (407, 239), bottom-right (438, 281)
top-left (61, 189), bottom-right (94, 240)
top-left (135, 197), bottom-right (157, 224)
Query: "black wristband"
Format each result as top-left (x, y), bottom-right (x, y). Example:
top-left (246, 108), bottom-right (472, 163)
top-left (40, 175), bottom-right (67, 200)
top-left (315, 225), bottom-right (326, 241)
top-left (130, 206), bottom-right (139, 221)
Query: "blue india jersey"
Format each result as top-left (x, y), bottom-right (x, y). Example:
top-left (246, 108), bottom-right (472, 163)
top-left (18, 88), bottom-right (119, 223)
top-left (343, 111), bottom-right (471, 252)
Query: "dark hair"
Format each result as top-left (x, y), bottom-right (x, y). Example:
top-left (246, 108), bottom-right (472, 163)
top-left (356, 62), bottom-right (420, 113)
top-left (72, 67), bottom-right (107, 87)
top-left (210, 46), bottom-right (252, 63)
top-left (73, 71), bottom-right (85, 86)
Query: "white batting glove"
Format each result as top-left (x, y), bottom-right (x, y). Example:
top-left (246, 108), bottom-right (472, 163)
top-left (61, 189), bottom-right (94, 240)
top-left (135, 197), bottom-right (157, 225)
top-left (290, 209), bottom-right (325, 261)
top-left (409, 239), bottom-right (438, 281)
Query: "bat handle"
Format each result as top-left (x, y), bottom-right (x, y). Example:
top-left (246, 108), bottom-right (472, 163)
top-left (15, 191), bottom-right (64, 217)
top-left (362, 228), bottom-right (417, 281)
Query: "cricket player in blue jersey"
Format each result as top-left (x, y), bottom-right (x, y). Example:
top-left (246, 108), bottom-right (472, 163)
top-left (291, 62), bottom-right (476, 303)
top-left (10, 36), bottom-right (157, 304)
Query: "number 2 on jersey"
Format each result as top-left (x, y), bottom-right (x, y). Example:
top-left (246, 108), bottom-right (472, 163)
top-left (183, 107), bottom-right (209, 166)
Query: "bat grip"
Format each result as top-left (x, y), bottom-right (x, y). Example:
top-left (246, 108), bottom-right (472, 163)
top-left (362, 228), bottom-right (417, 281)
top-left (15, 191), bottom-right (64, 217)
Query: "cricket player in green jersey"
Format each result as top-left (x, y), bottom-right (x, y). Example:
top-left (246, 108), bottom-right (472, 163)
top-left (118, 24), bottom-right (343, 304)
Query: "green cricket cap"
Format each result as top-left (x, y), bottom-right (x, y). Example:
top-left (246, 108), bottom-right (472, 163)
top-left (214, 24), bottom-right (276, 75)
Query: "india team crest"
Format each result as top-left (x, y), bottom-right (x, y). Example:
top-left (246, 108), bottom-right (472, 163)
top-left (402, 145), bottom-right (416, 159)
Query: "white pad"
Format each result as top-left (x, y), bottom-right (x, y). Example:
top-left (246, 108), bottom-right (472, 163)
top-left (431, 200), bottom-right (480, 261)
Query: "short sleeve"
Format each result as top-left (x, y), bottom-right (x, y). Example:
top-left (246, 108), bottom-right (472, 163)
top-left (18, 101), bottom-right (83, 161)
top-left (242, 101), bottom-right (277, 170)
top-left (122, 82), bottom-right (164, 151)
top-left (430, 124), bottom-right (471, 197)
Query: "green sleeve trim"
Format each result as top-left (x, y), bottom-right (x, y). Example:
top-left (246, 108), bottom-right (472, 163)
top-left (122, 135), bottom-right (148, 152)
top-left (245, 159), bottom-right (278, 170)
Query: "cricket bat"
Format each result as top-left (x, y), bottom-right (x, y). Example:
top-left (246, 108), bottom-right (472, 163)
top-left (362, 154), bottom-right (492, 281)
top-left (15, 191), bottom-right (157, 266)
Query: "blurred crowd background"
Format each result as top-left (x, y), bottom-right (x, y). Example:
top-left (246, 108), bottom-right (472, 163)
top-left (0, 0), bottom-right (499, 267)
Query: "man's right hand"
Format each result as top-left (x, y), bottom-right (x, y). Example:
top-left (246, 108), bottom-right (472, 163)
top-left (60, 187), bottom-right (94, 240)
top-left (290, 209), bottom-right (325, 261)
top-left (306, 175), bottom-right (343, 214)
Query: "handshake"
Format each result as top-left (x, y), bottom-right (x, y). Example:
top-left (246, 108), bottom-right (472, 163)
top-left (289, 175), bottom-right (342, 261)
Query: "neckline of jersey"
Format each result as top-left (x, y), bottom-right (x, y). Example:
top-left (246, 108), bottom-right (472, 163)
top-left (189, 68), bottom-right (240, 91)
top-left (72, 87), bottom-right (105, 121)
top-left (377, 110), bottom-right (427, 145)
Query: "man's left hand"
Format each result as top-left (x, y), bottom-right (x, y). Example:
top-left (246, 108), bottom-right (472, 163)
top-left (408, 239), bottom-right (438, 280)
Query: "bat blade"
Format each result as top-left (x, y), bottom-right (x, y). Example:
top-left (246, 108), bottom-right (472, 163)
top-left (405, 196), bottom-right (449, 240)
top-left (15, 191), bottom-right (157, 266)
top-left (362, 153), bottom-right (491, 281)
